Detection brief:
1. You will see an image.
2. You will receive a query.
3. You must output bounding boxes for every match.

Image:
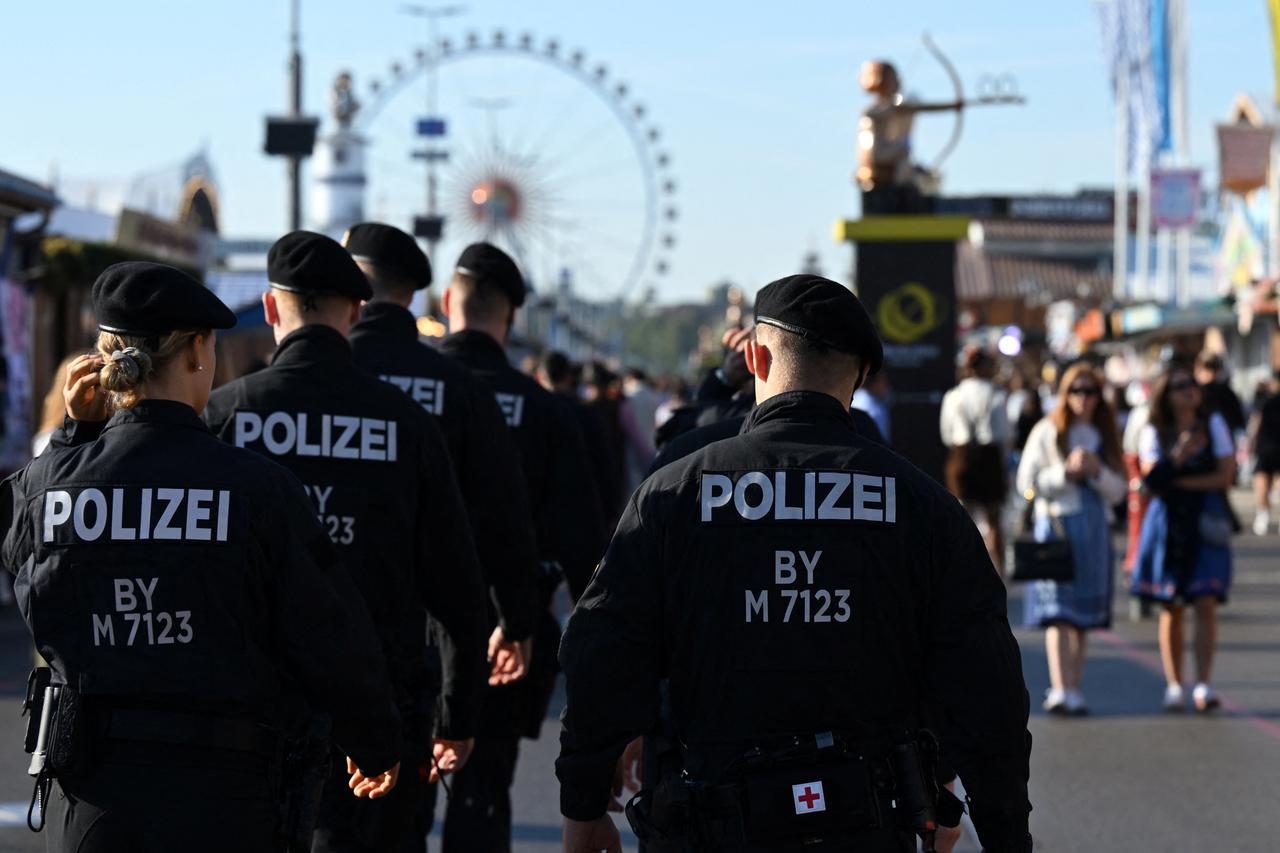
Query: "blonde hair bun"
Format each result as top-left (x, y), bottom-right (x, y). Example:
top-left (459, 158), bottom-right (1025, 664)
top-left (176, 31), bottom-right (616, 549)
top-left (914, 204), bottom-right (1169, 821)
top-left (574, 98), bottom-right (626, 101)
top-left (96, 330), bottom-right (201, 408)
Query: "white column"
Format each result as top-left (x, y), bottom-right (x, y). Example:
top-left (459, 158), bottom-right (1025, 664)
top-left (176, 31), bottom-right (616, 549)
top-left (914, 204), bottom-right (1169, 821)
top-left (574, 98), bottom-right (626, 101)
top-left (1155, 227), bottom-right (1172, 302)
top-left (311, 129), bottom-right (367, 241)
top-left (1136, 168), bottom-right (1152, 298)
top-left (1114, 68), bottom-right (1130, 301)
top-left (1170, 0), bottom-right (1193, 302)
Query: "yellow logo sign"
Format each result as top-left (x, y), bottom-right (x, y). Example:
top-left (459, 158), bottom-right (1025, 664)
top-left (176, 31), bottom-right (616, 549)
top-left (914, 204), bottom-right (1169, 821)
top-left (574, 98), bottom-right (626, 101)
top-left (876, 282), bottom-right (942, 344)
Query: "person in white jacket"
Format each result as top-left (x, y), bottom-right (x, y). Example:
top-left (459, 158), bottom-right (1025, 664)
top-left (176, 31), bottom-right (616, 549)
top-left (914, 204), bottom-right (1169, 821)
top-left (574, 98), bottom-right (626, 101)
top-left (1016, 363), bottom-right (1127, 715)
top-left (940, 347), bottom-right (1011, 571)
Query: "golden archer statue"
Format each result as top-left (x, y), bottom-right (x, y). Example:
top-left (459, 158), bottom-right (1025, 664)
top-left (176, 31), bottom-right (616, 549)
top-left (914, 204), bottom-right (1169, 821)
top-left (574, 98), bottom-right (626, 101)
top-left (857, 37), bottom-right (1023, 212)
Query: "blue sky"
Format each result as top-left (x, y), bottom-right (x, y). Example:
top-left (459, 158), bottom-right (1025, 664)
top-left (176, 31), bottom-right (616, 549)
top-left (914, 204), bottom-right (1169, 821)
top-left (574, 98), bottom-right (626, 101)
top-left (3, 0), bottom-right (1272, 303)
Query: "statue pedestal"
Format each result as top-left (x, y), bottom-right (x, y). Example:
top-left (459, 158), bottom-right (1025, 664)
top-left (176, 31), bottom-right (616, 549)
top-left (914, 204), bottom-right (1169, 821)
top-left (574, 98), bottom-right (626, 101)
top-left (834, 215), bottom-right (970, 482)
top-left (311, 129), bottom-right (368, 240)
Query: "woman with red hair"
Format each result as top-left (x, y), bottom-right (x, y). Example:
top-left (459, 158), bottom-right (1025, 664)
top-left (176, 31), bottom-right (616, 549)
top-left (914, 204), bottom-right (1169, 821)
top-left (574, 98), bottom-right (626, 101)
top-left (1017, 363), bottom-right (1127, 715)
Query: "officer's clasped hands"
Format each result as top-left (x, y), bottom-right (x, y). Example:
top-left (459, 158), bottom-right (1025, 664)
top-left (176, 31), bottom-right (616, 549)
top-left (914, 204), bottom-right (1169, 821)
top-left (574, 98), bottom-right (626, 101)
top-left (345, 757), bottom-right (400, 799)
top-left (613, 737), bottom-right (644, 798)
top-left (487, 626), bottom-right (530, 686)
top-left (561, 814), bottom-right (622, 853)
top-left (429, 737), bottom-right (475, 783)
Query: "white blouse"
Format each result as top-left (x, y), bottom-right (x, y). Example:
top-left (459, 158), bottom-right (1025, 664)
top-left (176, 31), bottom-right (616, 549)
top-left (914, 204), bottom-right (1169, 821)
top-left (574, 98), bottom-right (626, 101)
top-left (1016, 417), bottom-right (1128, 518)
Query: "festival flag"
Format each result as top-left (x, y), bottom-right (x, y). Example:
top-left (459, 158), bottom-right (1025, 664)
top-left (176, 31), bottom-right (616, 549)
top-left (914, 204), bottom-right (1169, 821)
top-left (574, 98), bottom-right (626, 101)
top-left (1271, 0), bottom-right (1280, 104)
top-left (1094, 0), bottom-right (1165, 172)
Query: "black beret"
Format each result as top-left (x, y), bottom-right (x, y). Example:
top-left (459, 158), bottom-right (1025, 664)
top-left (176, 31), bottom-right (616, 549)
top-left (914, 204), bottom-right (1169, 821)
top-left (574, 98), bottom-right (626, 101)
top-left (343, 222), bottom-right (432, 289)
top-left (455, 242), bottom-right (525, 307)
top-left (268, 230), bottom-right (373, 301)
top-left (92, 262), bottom-right (236, 337)
top-left (754, 274), bottom-right (884, 374)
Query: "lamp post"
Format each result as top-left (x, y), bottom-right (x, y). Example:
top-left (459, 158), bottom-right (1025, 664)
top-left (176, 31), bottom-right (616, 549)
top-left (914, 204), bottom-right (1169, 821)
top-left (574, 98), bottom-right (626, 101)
top-left (288, 0), bottom-right (302, 230)
top-left (401, 4), bottom-right (466, 258)
top-left (263, 0), bottom-right (319, 231)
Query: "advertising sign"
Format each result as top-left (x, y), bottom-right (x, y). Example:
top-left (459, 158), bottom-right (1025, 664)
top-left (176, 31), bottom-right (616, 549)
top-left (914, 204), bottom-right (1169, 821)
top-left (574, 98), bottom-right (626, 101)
top-left (856, 240), bottom-right (958, 483)
top-left (1150, 168), bottom-right (1201, 229)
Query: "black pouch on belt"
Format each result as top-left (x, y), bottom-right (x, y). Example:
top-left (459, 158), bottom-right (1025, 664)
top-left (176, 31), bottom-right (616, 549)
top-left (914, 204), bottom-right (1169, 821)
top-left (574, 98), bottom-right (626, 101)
top-left (738, 754), bottom-right (880, 845)
top-left (48, 683), bottom-right (86, 777)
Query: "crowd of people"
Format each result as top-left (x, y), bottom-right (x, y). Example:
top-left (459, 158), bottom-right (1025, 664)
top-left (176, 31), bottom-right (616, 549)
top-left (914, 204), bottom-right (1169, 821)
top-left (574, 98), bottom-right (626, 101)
top-left (937, 344), bottom-right (1278, 719)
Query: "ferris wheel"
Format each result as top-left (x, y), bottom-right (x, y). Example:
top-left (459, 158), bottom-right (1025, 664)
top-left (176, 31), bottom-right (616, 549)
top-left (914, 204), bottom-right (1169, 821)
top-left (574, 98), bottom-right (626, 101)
top-left (350, 25), bottom-right (678, 302)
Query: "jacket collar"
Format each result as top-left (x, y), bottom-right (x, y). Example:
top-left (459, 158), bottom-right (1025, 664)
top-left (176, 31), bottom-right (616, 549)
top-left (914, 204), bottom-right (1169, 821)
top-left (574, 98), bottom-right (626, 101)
top-left (353, 301), bottom-right (419, 342)
top-left (440, 329), bottom-right (509, 370)
top-left (270, 324), bottom-right (354, 368)
top-left (740, 390), bottom-right (855, 435)
top-left (104, 399), bottom-right (209, 434)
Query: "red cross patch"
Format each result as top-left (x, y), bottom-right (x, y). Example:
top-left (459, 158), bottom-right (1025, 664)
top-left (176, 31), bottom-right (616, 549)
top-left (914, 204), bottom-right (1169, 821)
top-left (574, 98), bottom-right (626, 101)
top-left (792, 781), bottom-right (826, 814)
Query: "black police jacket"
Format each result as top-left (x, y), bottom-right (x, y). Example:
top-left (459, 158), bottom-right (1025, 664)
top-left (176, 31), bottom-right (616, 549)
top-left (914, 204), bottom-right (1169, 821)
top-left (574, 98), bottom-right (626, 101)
top-left (350, 302), bottom-right (537, 643)
top-left (205, 324), bottom-right (488, 740)
top-left (558, 392), bottom-right (621, 526)
top-left (0, 400), bottom-right (402, 774)
top-left (439, 330), bottom-right (606, 600)
top-left (557, 391), bottom-right (1031, 846)
top-left (650, 404), bottom-right (887, 474)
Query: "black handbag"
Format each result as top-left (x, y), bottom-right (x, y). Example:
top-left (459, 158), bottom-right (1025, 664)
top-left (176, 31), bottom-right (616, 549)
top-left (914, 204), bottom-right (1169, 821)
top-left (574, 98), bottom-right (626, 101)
top-left (1009, 490), bottom-right (1076, 583)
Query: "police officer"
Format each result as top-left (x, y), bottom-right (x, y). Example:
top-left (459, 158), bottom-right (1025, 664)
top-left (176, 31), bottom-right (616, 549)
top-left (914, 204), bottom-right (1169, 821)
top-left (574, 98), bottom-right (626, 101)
top-left (436, 243), bottom-right (607, 852)
top-left (203, 232), bottom-right (489, 853)
top-left (342, 222), bottom-right (538, 687)
top-left (558, 275), bottom-right (1033, 853)
top-left (0, 262), bottom-right (402, 852)
top-left (535, 350), bottom-right (618, 524)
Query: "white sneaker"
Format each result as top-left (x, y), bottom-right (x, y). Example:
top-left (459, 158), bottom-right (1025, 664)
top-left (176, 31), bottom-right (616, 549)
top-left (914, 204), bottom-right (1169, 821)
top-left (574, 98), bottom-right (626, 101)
top-left (1064, 689), bottom-right (1089, 716)
top-left (1043, 687), bottom-right (1067, 714)
top-left (1254, 511), bottom-right (1270, 537)
top-left (1163, 683), bottom-right (1185, 712)
top-left (1193, 682), bottom-right (1221, 713)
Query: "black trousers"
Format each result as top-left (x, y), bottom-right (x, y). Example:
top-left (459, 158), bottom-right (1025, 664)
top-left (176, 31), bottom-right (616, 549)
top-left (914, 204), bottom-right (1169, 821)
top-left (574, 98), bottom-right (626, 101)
top-left (416, 733), bottom-right (521, 853)
top-left (47, 761), bottom-right (276, 853)
top-left (313, 743), bottom-right (433, 853)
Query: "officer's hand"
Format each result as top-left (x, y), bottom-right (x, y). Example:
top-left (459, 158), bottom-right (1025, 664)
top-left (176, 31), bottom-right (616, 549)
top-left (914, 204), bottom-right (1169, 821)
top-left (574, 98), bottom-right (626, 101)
top-left (488, 626), bottom-right (530, 685)
top-left (614, 736), bottom-right (644, 795)
top-left (63, 354), bottom-right (109, 422)
top-left (346, 757), bottom-right (399, 799)
top-left (562, 815), bottom-right (622, 853)
top-left (935, 823), bottom-right (962, 853)
top-left (430, 737), bottom-right (474, 782)
top-left (721, 325), bottom-right (754, 353)
top-left (934, 780), bottom-right (963, 853)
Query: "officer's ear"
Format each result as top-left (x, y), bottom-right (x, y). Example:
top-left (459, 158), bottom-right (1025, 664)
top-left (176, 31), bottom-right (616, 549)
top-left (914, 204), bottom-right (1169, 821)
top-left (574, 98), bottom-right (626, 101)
top-left (346, 298), bottom-right (361, 326)
top-left (851, 360), bottom-right (870, 393)
top-left (262, 290), bottom-right (281, 328)
top-left (441, 286), bottom-right (454, 318)
top-left (744, 339), bottom-right (771, 383)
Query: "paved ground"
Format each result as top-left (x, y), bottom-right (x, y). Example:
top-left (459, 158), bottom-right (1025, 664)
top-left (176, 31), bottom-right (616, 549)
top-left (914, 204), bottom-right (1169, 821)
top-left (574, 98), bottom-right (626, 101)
top-left (0, 489), bottom-right (1273, 851)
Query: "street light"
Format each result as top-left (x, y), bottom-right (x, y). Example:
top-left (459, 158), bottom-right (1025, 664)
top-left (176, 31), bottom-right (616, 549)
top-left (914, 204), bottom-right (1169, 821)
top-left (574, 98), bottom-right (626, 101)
top-left (263, 0), bottom-right (319, 231)
top-left (401, 4), bottom-right (466, 251)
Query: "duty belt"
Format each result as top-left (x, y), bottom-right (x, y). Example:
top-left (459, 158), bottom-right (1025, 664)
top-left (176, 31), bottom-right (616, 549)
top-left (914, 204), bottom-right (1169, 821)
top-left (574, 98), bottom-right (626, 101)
top-left (631, 732), bottom-right (897, 848)
top-left (629, 730), bottom-right (955, 851)
top-left (102, 708), bottom-right (278, 756)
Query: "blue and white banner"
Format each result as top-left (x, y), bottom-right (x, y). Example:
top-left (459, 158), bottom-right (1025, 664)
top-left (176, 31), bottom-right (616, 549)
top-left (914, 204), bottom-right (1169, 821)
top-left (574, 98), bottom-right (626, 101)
top-left (1095, 0), bottom-right (1168, 173)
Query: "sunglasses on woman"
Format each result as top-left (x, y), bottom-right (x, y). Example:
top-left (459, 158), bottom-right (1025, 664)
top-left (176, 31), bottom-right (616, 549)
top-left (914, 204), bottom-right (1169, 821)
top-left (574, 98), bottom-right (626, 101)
top-left (1067, 386), bottom-right (1099, 397)
top-left (1169, 380), bottom-right (1198, 392)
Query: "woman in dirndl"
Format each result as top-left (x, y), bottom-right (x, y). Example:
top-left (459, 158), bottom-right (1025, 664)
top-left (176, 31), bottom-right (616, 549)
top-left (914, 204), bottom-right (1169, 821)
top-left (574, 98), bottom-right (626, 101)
top-left (1131, 364), bottom-right (1237, 713)
top-left (1017, 363), bottom-right (1127, 716)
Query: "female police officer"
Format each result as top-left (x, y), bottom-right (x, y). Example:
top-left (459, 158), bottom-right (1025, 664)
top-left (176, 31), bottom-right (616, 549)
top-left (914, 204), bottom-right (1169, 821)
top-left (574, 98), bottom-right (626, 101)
top-left (1, 262), bottom-right (402, 852)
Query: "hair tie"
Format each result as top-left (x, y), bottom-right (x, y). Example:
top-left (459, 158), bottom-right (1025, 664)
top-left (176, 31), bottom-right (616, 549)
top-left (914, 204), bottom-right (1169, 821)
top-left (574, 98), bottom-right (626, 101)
top-left (110, 347), bottom-right (148, 382)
